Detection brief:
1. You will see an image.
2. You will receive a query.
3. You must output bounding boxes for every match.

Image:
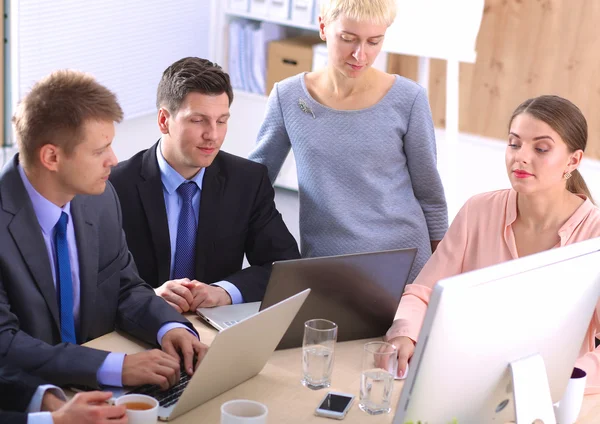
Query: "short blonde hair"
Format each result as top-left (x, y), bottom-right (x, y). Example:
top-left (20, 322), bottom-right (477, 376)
top-left (319, 0), bottom-right (397, 27)
top-left (13, 70), bottom-right (123, 168)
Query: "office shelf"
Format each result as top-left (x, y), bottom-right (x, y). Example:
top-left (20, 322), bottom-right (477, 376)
top-left (224, 9), bottom-right (318, 32)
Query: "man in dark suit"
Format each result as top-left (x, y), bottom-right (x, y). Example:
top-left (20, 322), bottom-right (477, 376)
top-left (0, 70), bottom-right (206, 389)
top-left (0, 363), bottom-right (126, 424)
top-left (109, 57), bottom-right (300, 313)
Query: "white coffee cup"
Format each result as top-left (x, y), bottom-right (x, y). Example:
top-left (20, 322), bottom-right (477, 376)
top-left (221, 399), bottom-right (268, 424)
top-left (554, 367), bottom-right (587, 424)
top-left (114, 394), bottom-right (159, 424)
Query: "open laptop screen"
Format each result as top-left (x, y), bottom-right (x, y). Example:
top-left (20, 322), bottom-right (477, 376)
top-left (260, 248), bottom-right (417, 349)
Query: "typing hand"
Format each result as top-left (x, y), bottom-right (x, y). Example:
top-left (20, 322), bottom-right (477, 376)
top-left (161, 328), bottom-right (209, 376)
top-left (189, 282), bottom-right (233, 309)
top-left (155, 278), bottom-right (197, 313)
top-left (122, 349), bottom-right (181, 390)
top-left (51, 391), bottom-right (127, 424)
top-left (389, 336), bottom-right (415, 378)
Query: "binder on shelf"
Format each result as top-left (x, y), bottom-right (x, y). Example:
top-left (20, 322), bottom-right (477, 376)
top-left (228, 20), bottom-right (245, 91)
top-left (268, 0), bottom-right (291, 20)
top-left (229, 0), bottom-right (250, 12)
top-left (291, 0), bottom-right (315, 25)
top-left (250, 0), bottom-right (269, 16)
top-left (251, 23), bottom-right (286, 94)
top-left (243, 22), bottom-right (258, 93)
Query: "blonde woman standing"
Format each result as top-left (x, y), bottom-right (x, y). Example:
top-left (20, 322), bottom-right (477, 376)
top-left (249, 0), bottom-right (448, 283)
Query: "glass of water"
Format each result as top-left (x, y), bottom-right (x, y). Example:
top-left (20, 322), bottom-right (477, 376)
top-left (359, 341), bottom-right (398, 414)
top-left (301, 319), bottom-right (337, 390)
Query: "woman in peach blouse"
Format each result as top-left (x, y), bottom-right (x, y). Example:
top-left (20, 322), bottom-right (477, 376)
top-left (386, 95), bottom-right (600, 394)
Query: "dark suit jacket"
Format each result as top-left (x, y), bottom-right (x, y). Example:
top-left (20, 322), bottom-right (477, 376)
top-left (0, 155), bottom-right (195, 388)
top-left (109, 142), bottom-right (300, 302)
top-left (0, 363), bottom-right (47, 424)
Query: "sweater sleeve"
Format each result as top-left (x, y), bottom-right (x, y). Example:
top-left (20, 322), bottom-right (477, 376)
top-left (402, 87), bottom-right (448, 241)
top-left (247, 82), bottom-right (292, 184)
top-left (386, 197), bottom-right (470, 342)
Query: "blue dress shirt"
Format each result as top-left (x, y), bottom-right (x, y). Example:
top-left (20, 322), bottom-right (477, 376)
top-left (156, 142), bottom-right (243, 304)
top-left (18, 165), bottom-right (193, 387)
top-left (26, 384), bottom-right (66, 424)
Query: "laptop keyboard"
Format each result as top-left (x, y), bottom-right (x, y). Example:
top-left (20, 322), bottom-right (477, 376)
top-left (131, 368), bottom-right (191, 407)
top-left (222, 319), bottom-right (239, 328)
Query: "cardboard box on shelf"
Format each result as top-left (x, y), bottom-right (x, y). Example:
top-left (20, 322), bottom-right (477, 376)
top-left (266, 35), bottom-right (322, 95)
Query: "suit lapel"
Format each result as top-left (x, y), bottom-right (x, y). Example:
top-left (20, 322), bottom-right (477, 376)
top-left (9, 211), bottom-right (60, 331)
top-left (195, 158), bottom-right (224, 282)
top-left (2, 156), bottom-right (60, 332)
top-left (71, 197), bottom-right (98, 343)
top-left (139, 143), bottom-right (171, 284)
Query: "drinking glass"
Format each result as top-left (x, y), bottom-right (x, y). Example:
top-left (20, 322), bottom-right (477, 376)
top-left (359, 341), bottom-right (397, 414)
top-left (301, 318), bottom-right (337, 390)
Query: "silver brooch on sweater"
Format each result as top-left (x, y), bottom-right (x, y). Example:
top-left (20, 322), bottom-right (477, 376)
top-left (298, 98), bottom-right (315, 119)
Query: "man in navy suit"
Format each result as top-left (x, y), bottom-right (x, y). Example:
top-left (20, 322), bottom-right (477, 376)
top-left (110, 58), bottom-right (300, 313)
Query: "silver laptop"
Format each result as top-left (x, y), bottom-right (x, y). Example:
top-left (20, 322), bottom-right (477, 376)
top-left (114, 289), bottom-right (309, 421)
top-left (197, 301), bottom-right (261, 331)
top-left (198, 248), bottom-right (417, 349)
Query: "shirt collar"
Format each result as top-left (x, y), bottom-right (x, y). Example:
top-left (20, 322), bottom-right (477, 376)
top-left (505, 189), bottom-right (518, 228)
top-left (505, 188), bottom-right (596, 245)
top-left (18, 165), bottom-right (71, 235)
top-left (156, 139), bottom-right (205, 194)
top-left (557, 196), bottom-right (595, 243)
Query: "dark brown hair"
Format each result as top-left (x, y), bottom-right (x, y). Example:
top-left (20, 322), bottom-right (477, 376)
top-left (156, 57), bottom-right (233, 113)
top-left (509, 95), bottom-right (593, 203)
top-left (12, 70), bottom-right (123, 168)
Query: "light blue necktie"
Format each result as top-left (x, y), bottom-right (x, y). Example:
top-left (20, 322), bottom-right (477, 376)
top-left (173, 182), bottom-right (198, 280)
top-left (54, 212), bottom-right (76, 344)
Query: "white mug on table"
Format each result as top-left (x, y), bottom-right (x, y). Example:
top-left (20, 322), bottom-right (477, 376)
top-left (114, 394), bottom-right (159, 424)
top-left (221, 399), bottom-right (268, 424)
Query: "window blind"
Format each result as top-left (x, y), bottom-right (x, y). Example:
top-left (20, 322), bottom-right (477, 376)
top-left (11, 0), bottom-right (211, 120)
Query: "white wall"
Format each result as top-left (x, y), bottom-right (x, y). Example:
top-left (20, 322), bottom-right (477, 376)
top-left (112, 114), bottom-right (160, 161)
top-left (436, 130), bottom-right (600, 220)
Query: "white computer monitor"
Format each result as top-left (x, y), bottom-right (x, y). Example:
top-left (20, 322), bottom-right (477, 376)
top-left (394, 237), bottom-right (600, 424)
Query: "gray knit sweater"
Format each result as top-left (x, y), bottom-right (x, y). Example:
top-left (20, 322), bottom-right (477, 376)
top-left (248, 73), bottom-right (448, 283)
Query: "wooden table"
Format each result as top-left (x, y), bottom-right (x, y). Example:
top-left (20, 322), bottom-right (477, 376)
top-left (84, 315), bottom-right (600, 423)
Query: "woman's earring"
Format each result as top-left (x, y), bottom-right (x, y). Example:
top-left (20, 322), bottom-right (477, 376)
top-left (564, 171), bottom-right (572, 180)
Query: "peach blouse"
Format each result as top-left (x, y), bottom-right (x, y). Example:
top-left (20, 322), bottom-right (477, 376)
top-left (386, 189), bottom-right (600, 394)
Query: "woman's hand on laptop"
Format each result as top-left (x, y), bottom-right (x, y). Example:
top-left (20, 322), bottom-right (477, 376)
top-left (155, 278), bottom-right (197, 313)
top-left (162, 328), bottom-right (209, 376)
top-left (122, 349), bottom-right (181, 390)
top-left (388, 336), bottom-right (415, 379)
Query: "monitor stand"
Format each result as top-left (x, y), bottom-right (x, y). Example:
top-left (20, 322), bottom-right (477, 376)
top-left (509, 354), bottom-right (556, 424)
